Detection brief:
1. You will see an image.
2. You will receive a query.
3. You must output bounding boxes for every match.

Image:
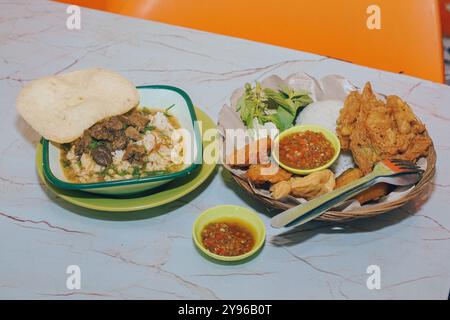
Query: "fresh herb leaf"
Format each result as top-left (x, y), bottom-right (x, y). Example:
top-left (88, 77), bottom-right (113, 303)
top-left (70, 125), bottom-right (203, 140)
top-left (118, 170), bottom-right (128, 177)
top-left (164, 104), bottom-right (175, 117)
top-left (61, 143), bottom-right (71, 151)
top-left (237, 81), bottom-right (312, 131)
top-left (88, 139), bottom-right (104, 150)
top-left (141, 107), bottom-right (151, 114)
top-left (144, 125), bottom-right (156, 132)
top-left (264, 106), bottom-right (295, 132)
top-left (62, 159), bottom-right (71, 168)
top-left (132, 166), bottom-right (141, 178)
top-left (99, 167), bottom-right (109, 177)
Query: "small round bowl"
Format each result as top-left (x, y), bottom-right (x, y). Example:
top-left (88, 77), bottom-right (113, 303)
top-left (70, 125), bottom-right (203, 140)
top-left (272, 124), bottom-right (341, 175)
top-left (192, 205), bottom-right (266, 262)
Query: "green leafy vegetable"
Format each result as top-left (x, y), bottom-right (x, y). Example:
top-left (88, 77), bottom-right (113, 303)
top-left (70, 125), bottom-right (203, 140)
top-left (164, 104), bottom-right (175, 117)
top-left (88, 139), bottom-right (104, 150)
top-left (132, 166), bottom-right (141, 178)
top-left (236, 82), bottom-right (312, 131)
top-left (61, 159), bottom-right (71, 168)
top-left (144, 125), bottom-right (156, 132)
top-left (118, 170), bottom-right (128, 177)
top-left (141, 107), bottom-right (151, 114)
top-left (61, 143), bottom-right (71, 152)
top-left (99, 166), bottom-right (110, 177)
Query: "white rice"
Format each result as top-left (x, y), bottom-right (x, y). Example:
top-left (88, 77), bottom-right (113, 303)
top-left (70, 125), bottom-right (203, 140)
top-left (141, 131), bottom-right (156, 152)
top-left (112, 150), bottom-right (124, 165)
top-left (296, 100), bottom-right (343, 132)
top-left (151, 111), bottom-right (173, 132)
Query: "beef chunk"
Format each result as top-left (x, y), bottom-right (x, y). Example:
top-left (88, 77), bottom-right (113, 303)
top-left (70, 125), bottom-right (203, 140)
top-left (125, 126), bottom-right (141, 141)
top-left (110, 131), bottom-right (128, 150)
top-left (123, 144), bottom-right (146, 165)
top-left (117, 114), bottom-right (129, 124)
top-left (89, 116), bottom-right (124, 141)
top-left (91, 145), bottom-right (112, 166)
top-left (107, 116), bottom-right (124, 130)
top-left (124, 111), bottom-right (149, 132)
top-left (73, 131), bottom-right (92, 156)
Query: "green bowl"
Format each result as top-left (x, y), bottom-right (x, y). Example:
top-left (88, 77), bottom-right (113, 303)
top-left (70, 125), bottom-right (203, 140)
top-left (272, 124), bottom-right (341, 175)
top-left (42, 85), bottom-right (202, 195)
top-left (192, 205), bottom-right (266, 262)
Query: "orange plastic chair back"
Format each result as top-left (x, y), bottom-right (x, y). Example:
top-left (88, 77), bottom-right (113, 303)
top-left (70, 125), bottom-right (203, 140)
top-left (440, 0), bottom-right (450, 36)
top-left (56, 0), bottom-right (444, 83)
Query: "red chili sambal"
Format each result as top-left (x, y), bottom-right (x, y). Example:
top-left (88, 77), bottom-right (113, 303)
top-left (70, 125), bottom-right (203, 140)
top-left (279, 130), bottom-right (335, 170)
top-left (201, 219), bottom-right (255, 256)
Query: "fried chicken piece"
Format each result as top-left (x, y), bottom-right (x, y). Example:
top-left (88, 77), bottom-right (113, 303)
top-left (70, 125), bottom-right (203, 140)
top-left (336, 82), bottom-right (431, 174)
top-left (335, 91), bottom-right (363, 150)
top-left (227, 137), bottom-right (272, 167)
top-left (400, 134), bottom-right (432, 161)
top-left (335, 168), bottom-right (392, 204)
top-left (247, 163), bottom-right (291, 186)
top-left (270, 170), bottom-right (335, 200)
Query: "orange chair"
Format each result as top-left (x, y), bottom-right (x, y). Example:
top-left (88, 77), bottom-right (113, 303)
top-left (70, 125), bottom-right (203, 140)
top-left (440, 0), bottom-right (450, 36)
top-left (56, 0), bottom-right (444, 83)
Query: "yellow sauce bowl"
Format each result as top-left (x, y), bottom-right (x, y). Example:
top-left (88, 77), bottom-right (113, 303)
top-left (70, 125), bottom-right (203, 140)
top-left (192, 205), bottom-right (266, 262)
top-left (272, 125), bottom-right (341, 175)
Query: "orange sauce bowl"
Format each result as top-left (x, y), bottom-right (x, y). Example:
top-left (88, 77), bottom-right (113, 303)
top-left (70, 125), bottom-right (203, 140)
top-left (192, 205), bottom-right (266, 262)
top-left (272, 125), bottom-right (341, 175)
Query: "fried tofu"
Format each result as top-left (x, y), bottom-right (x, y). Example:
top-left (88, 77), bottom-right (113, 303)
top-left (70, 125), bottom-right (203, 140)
top-left (270, 169), bottom-right (335, 200)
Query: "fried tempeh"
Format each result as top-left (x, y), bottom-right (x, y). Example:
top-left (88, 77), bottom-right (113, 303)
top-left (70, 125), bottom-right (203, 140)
top-left (335, 168), bottom-right (393, 204)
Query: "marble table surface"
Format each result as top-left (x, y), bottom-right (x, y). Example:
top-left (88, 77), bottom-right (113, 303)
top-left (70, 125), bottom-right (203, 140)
top-left (1, 0), bottom-right (449, 300)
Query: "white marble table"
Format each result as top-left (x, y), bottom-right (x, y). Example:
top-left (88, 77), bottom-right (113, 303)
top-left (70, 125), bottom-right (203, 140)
top-left (1, 0), bottom-right (449, 300)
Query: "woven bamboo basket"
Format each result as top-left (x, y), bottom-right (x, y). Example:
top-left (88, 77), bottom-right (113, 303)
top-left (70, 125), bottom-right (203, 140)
top-left (225, 141), bottom-right (436, 222)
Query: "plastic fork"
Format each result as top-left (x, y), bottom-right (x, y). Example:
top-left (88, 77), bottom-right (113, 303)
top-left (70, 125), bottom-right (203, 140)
top-left (270, 159), bottom-right (423, 228)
